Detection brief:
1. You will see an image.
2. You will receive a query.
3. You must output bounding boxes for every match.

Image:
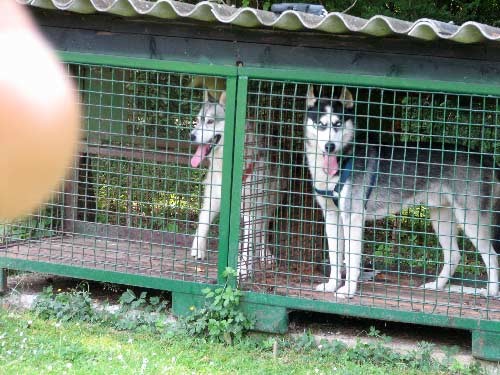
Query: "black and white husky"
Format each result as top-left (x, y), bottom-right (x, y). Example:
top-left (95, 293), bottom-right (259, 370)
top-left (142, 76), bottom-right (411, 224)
top-left (304, 85), bottom-right (499, 298)
top-left (190, 92), bottom-right (284, 277)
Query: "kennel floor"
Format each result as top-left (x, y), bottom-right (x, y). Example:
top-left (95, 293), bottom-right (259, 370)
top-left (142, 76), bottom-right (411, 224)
top-left (0, 234), bottom-right (218, 284)
top-left (1, 234), bottom-right (499, 321)
top-left (243, 270), bottom-right (500, 321)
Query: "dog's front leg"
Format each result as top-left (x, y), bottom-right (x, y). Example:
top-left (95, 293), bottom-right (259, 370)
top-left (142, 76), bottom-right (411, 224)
top-left (191, 175), bottom-right (222, 260)
top-left (315, 199), bottom-right (344, 292)
top-left (336, 213), bottom-right (363, 298)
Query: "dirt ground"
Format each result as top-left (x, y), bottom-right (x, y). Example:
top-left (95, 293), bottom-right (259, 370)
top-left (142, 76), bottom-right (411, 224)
top-left (1, 272), bottom-right (499, 373)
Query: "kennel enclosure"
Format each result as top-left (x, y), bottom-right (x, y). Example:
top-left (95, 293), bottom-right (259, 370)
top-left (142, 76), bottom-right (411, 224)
top-left (2, 1), bottom-right (500, 360)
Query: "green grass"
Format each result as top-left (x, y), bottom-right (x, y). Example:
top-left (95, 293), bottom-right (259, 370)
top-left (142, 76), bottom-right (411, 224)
top-left (0, 307), bottom-right (484, 375)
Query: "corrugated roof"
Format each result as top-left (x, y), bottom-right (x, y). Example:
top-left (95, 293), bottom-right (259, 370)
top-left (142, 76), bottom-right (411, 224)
top-left (21, 0), bottom-right (500, 44)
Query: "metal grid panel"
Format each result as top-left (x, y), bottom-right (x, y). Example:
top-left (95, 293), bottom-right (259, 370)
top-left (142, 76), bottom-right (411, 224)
top-left (1, 64), bottom-right (228, 284)
top-left (238, 79), bottom-right (500, 321)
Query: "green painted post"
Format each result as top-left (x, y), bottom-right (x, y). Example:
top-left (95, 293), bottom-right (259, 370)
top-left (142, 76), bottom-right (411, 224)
top-left (472, 330), bottom-right (500, 361)
top-left (227, 76), bottom-right (249, 277)
top-left (217, 76), bottom-right (239, 285)
top-left (241, 301), bottom-right (289, 334)
top-left (0, 269), bottom-right (7, 294)
top-left (171, 291), bottom-right (206, 318)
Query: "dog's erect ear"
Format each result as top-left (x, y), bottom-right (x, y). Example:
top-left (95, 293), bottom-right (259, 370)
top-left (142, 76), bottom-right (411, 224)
top-left (193, 76), bottom-right (226, 102)
top-left (204, 90), bottom-right (217, 103)
top-left (340, 87), bottom-right (354, 109)
top-left (306, 85), bottom-right (317, 108)
top-left (219, 91), bottom-right (226, 106)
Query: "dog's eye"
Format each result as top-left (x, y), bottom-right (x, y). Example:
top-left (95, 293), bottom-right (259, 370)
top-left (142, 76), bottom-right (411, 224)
top-left (206, 119), bottom-right (215, 125)
top-left (317, 122), bottom-right (327, 130)
top-left (333, 120), bottom-right (341, 127)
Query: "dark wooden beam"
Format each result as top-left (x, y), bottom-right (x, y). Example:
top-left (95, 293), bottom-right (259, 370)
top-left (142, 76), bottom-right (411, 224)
top-left (29, 9), bottom-right (500, 87)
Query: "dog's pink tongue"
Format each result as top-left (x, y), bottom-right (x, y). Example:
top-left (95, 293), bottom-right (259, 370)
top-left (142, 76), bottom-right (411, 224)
top-left (323, 154), bottom-right (339, 176)
top-left (191, 144), bottom-right (210, 168)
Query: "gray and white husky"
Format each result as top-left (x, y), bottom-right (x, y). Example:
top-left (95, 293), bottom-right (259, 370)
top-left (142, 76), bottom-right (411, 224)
top-left (190, 91), bottom-right (284, 277)
top-left (304, 85), bottom-right (499, 298)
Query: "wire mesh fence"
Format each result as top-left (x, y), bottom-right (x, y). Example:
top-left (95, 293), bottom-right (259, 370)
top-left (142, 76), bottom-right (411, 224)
top-left (1, 63), bottom-right (499, 323)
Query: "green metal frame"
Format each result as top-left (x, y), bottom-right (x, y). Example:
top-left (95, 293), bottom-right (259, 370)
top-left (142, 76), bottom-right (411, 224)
top-left (0, 269), bottom-right (6, 294)
top-left (1, 51), bottom-right (499, 361)
top-left (239, 66), bottom-right (500, 97)
top-left (59, 52), bottom-right (238, 77)
top-left (227, 76), bottom-right (249, 285)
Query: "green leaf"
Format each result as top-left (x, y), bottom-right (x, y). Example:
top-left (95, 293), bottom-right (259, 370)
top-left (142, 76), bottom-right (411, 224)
top-left (149, 296), bottom-right (160, 306)
top-left (119, 289), bottom-right (136, 305)
top-left (222, 267), bottom-right (237, 278)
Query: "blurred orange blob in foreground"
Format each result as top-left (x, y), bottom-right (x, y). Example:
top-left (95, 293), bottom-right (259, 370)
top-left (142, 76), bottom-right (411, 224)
top-left (0, 3), bottom-right (80, 221)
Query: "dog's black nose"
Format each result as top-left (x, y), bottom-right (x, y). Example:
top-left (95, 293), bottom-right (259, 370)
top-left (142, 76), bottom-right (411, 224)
top-left (324, 142), bottom-right (336, 154)
top-left (190, 133), bottom-right (196, 142)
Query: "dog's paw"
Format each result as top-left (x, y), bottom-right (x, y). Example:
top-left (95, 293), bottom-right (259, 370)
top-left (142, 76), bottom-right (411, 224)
top-left (481, 285), bottom-right (499, 299)
top-left (334, 285), bottom-right (356, 299)
top-left (190, 244), bottom-right (206, 260)
top-left (190, 250), bottom-right (205, 260)
top-left (420, 281), bottom-right (443, 291)
top-left (315, 281), bottom-right (339, 292)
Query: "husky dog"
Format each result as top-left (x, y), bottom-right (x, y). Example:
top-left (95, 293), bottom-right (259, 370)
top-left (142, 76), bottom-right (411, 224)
top-left (190, 91), bottom-right (284, 277)
top-left (304, 85), bottom-right (499, 298)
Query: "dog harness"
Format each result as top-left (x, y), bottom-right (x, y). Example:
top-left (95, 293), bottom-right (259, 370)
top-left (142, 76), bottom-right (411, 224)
top-left (314, 157), bottom-right (377, 209)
